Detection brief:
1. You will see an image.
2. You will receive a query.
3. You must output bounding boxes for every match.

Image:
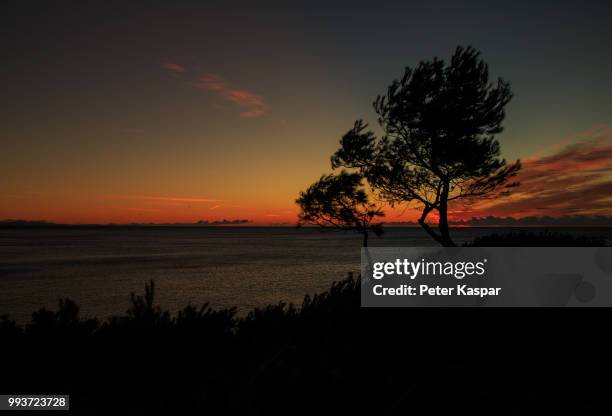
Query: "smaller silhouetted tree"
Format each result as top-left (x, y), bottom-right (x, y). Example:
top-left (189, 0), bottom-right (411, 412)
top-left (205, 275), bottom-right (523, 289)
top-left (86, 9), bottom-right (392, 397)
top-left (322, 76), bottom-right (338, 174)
top-left (296, 171), bottom-right (384, 247)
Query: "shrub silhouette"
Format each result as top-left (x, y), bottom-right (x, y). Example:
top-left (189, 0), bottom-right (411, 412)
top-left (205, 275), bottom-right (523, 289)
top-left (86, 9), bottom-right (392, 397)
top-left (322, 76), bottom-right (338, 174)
top-left (0, 314), bottom-right (22, 342)
top-left (0, 237), bottom-right (607, 413)
top-left (26, 298), bottom-right (98, 339)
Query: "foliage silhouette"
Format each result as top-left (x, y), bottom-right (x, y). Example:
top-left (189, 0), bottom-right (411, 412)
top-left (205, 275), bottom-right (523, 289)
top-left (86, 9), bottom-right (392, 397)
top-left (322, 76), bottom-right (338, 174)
top-left (331, 46), bottom-right (521, 246)
top-left (296, 171), bottom-right (384, 246)
top-left (0, 231), bottom-right (608, 414)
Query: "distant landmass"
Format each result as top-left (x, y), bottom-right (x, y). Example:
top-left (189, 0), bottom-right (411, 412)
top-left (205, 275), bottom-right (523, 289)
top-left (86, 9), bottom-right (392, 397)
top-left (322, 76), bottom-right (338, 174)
top-left (0, 220), bottom-right (56, 227)
top-left (196, 219), bottom-right (250, 225)
top-left (385, 215), bottom-right (612, 227)
top-left (450, 215), bottom-right (612, 227)
top-left (0, 219), bottom-right (251, 227)
top-left (3, 216), bottom-right (612, 227)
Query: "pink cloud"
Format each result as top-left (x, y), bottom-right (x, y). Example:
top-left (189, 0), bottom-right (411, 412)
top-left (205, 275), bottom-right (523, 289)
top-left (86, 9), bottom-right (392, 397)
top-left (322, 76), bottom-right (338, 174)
top-left (161, 62), bottom-right (185, 74)
top-left (452, 127), bottom-right (612, 219)
top-left (197, 73), bottom-right (226, 92)
top-left (194, 73), bottom-right (268, 118)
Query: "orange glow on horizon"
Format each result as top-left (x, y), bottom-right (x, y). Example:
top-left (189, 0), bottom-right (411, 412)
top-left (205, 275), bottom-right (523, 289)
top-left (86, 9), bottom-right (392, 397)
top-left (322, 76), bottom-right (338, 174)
top-left (2, 127), bottom-right (611, 225)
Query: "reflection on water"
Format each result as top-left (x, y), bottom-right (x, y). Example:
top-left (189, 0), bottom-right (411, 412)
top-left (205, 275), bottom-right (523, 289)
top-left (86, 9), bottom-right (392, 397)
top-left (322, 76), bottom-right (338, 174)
top-left (1, 226), bottom-right (611, 321)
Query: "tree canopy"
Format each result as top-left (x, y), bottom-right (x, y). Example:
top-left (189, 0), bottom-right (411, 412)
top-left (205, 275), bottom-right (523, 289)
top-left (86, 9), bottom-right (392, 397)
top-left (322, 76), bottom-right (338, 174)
top-left (296, 171), bottom-right (384, 247)
top-left (331, 46), bottom-right (521, 246)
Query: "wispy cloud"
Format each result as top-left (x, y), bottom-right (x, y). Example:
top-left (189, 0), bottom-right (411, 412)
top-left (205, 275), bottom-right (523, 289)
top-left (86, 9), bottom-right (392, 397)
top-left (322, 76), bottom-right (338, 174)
top-left (454, 127), bottom-right (612, 219)
top-left (160, 64), bottom-right (268, 118)
top-left (193, 73), bottom-right (268, 118)
top-left (161, 62), bottom-right (185, 74)
top-left (209, 204), bottom-right (221, 210)
top-left (133, 196), bottom-right (223, 203)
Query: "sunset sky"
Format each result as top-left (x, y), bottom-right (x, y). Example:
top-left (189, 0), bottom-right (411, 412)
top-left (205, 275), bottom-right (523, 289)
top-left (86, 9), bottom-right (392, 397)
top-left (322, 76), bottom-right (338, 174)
top-left (2, 0), bottom-right (612, 224)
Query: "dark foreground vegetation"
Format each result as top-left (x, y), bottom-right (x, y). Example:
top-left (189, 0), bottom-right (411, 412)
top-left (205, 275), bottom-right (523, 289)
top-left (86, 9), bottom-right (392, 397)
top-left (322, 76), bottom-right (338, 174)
top-left (0, 232), bottom-right (609, 414)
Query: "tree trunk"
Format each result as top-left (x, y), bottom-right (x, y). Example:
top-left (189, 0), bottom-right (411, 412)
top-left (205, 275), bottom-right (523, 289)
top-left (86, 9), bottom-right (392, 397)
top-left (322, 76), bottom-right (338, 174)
top-left (418, 219), bottom-right (444, 246)
top-left (418, 204), bottom-right (446, 246)
top-left (362, 230), bottom-right (374, 285)
top-left (437, 180), bottom-right (455, 247)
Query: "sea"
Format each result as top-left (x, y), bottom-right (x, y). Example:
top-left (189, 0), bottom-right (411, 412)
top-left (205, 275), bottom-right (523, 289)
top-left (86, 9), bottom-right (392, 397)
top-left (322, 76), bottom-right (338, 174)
top-left (1, 226), bottom-right (611, 322)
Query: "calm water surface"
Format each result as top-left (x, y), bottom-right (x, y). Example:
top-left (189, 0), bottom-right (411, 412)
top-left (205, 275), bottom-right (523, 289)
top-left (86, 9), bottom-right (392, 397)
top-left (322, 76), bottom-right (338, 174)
top-left (1, 226), bottom-right (611, 321)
